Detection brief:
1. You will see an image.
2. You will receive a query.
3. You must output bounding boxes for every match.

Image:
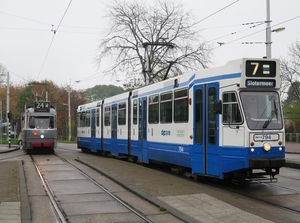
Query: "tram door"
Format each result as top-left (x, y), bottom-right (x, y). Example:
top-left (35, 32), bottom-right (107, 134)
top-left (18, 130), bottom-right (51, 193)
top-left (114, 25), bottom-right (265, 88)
top-left (138, 97), bottom-right (148, 162)
top-left (111, 104), bottom-right (118, 155)
top-left (194, 83), bottom-right (219, 177)
top-left (91, 109), bottom-right (96, 152)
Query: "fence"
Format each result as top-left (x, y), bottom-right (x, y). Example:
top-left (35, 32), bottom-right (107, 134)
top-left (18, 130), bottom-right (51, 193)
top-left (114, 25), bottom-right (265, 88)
top-left (286, 133), bottom-right (300, 143)
top-left (57, 126), bottom-right (77, 142)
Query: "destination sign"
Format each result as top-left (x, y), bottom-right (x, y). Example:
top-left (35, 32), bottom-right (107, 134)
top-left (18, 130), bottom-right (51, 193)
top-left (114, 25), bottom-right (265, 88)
top-left (245, 60), bottom-right (276, 77)
top-left (245, 79), bottom-right (276, 88)
top-left (34, 101), bottom-right (50, 112)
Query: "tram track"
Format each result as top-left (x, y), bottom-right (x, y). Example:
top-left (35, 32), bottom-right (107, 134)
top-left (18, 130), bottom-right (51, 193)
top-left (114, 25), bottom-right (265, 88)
top-left (194, 175), bottom-right (300, 222)
top-left (30, 153), bottom-right (158, 223)
top-left (77, 154), bottom-right (300, 222)
top-left (145, 156), bottom-right (300, 220)
top-left (55, 144), bottom-right (300, 222)
top-left (30, 154), bottom-right (69, 223)
top-left (229, 182), bottom-right (300, 214)
top-left (56, 154), bottom-right (156, 223)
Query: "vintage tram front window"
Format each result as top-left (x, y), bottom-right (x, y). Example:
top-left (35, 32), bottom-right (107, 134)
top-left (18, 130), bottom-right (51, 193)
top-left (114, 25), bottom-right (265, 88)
top-left (222, 92), bottom-right (242, 124)
top-left (29, 117), bottom-right (52, 129)
top-left (240, 91), bottom-right (283, 130)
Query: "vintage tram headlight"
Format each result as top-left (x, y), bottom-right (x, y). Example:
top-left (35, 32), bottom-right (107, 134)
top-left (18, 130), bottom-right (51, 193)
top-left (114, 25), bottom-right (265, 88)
top-left (263, 143), bottom-right (271, 152)
top-left (40, 134), bottom-right (45, 139)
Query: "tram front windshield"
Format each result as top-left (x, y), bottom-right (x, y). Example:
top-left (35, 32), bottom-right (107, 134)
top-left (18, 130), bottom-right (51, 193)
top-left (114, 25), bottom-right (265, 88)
top-left (29, 116), bottom-right (54, 129)
top-left (240, 91), bottom-right (283, 130)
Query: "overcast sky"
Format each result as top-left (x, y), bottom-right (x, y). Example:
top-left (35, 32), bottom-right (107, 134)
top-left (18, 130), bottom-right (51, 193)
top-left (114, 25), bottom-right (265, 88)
top-left (1, 0), bottom-right (299, 90)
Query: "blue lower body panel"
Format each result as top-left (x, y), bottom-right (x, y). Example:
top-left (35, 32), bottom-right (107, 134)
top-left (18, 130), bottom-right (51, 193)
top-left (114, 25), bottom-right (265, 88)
top-left (147, 141), bottom-right (190, 167)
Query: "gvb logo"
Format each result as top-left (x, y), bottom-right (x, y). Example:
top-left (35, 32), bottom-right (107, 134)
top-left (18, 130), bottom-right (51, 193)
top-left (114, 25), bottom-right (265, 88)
top-left (161, 130), bottom-right (171, 136)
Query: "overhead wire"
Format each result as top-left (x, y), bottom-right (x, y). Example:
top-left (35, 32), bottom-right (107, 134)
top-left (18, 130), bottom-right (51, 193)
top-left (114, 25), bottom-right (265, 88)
top-left (53, 0), bottom-right (73, 34)
top-left (207, 20), bottom-right (265, 44)
top-left (35, 0), bottom-right (73, 80)
top-left (212, 14), bottom-right (300, 49)
top-left (2, 0), bottom-right (242, 89)
top-left (48, 2), bottom-right (300, 88)
top-left (3, 1), bottom-right (300, 89)
top-left (193, 0), bottom-right (240, 26)
top-left (0, 11), bottom-right (51, 25)
top-left (0, 10), bottom-right (102, 34)
top-left (75, 0), bottom-right (242, 87)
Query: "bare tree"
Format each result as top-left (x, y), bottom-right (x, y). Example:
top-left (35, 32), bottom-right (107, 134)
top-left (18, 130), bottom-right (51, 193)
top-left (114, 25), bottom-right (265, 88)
top-left (96, 0), bottom-right (212, 87)
top-left (280, 39), bottom-right (300, 100)
top-left (0, 63), bottom-right (7, 85)
top-left (280, 39), bottom-right (300, 132)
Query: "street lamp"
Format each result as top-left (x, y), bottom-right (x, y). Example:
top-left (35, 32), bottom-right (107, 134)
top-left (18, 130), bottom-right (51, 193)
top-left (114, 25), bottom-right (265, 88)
top-left (63, 85), bottom-right (71, 141)
top-left (265, 0), bottom-right (271, 58)
top-left (265, 0), bottom-right (285, 58)
top-left (6, 72), bottom-right (11, 147)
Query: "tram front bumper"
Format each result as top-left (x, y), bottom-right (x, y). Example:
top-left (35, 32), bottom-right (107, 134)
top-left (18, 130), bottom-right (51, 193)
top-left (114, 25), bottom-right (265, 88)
top-left (249, 158), bottom-right (285, 169)
top-left (31, 142), bottom-right (54, 148)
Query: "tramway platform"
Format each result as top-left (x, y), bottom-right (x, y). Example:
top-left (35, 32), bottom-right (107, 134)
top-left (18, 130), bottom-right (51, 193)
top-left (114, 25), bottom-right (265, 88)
top-left (0, 142), bottom-right (299, 223)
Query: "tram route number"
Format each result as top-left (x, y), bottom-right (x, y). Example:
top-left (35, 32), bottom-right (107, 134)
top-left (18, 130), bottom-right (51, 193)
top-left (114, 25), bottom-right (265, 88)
top-left (34, 101), bottom-right (50, 112)
top-left (245, 60), bottom-right (276, 77)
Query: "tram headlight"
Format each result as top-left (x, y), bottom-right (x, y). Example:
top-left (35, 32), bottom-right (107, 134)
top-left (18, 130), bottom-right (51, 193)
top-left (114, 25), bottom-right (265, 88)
top-left (263, 143), bottom-right (271, 152)
top-left (40, 134), bottom-right (45, 139)
top-left (33, 131), bottom-right (38, 136)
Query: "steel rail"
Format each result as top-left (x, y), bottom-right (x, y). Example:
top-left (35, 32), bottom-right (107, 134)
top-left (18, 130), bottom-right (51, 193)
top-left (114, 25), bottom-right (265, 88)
top-left (30, 155), bottom-right (69, 223)
top-left (57, 155), bottom-right (155, 223)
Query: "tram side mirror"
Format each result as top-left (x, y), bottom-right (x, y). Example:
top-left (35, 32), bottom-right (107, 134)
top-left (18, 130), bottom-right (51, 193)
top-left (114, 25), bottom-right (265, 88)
top-left (29, 117), bottom-right (35, 128)
top-left (214, 100), bottom-right (222, 114)
top-left (50, 117), bottom-right (54, 128)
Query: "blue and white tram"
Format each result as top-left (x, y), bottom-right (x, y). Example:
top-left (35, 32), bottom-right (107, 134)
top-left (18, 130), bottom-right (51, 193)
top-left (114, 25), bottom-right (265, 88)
top-left (77, 58), bottom-right (285, 180)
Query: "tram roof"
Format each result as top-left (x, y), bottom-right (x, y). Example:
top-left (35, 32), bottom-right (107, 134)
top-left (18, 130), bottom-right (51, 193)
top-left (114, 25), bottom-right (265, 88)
top-left (77, 58), bottom-right (280, 110)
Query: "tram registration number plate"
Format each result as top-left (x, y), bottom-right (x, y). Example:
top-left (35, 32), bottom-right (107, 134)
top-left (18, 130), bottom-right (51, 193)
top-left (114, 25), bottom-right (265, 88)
top-left (253, 134), bottom-right (279, 141)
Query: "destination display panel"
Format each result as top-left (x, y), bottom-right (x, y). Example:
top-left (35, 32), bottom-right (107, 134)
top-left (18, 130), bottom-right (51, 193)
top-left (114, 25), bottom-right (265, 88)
top-left (241, 59), bottom-right (279, 89)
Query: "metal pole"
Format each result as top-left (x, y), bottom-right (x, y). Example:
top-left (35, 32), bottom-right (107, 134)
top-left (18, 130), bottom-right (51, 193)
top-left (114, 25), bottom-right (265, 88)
top-left (68, 85), bottom-right (71, 141)
top-left (0, 101), bottom-right (2, 144)
top-left (6, 72), bottom-right (10, 148)
top-left (266, 0), bottom-right (271, 58)
top-left (143, 45), bottom-right (150, 85)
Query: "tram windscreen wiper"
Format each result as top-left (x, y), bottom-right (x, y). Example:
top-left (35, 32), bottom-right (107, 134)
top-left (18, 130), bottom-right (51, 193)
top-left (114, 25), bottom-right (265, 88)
top-left (263, 100), bottom-right (278, 129)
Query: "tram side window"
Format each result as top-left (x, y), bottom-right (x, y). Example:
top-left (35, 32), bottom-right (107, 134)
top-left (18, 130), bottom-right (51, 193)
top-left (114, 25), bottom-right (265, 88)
top-left (78, 112), bottom-right (85, 127)
top-left (133, 99), bottom-right (137, 125)
top-left (174, 88), bottom-right (188, 123)
top-left (222, 92), bottom-right (242, 124)
top-left (160, 92), bottom-right (172, 123)
top-left (149, 95), bottom-right (159, 124)
top-left (85, 111), bottom-right (91, 127)
top-left (96, 108), bottom-right (100, 127)
top-left (118, 102), bottom-right (126, 125)
top-left (104, 106), bottom-right (111, 126)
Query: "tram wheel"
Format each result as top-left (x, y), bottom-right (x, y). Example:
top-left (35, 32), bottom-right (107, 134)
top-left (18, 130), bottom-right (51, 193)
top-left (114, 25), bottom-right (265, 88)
top-left (81, 148), bottom-right (89, 153)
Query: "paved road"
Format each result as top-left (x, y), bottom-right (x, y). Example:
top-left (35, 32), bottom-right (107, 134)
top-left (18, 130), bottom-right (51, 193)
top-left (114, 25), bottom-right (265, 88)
top-left (0, 142), bottom-right (299, 223)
